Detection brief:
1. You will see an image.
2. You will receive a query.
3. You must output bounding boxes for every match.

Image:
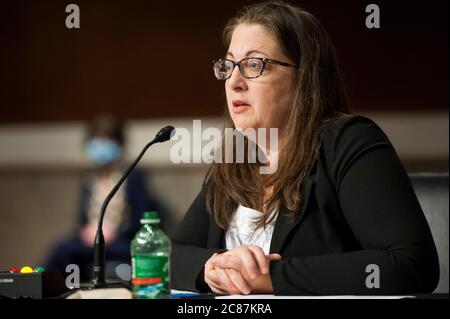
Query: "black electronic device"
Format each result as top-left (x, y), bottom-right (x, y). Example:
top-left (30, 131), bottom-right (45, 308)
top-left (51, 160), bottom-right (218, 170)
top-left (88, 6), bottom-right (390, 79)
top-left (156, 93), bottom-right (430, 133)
top-left (0, 271), bottom-right (68, 299)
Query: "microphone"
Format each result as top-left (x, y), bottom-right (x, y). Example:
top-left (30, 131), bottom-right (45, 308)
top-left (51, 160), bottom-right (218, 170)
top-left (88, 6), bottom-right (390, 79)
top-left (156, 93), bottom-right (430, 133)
top-left (90, 125), bottom-right (175, 288)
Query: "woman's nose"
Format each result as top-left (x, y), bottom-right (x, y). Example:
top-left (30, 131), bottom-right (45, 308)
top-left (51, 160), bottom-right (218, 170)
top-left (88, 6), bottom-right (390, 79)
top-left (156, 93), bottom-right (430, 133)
top-left (227, 65), bottom-right (247, 91)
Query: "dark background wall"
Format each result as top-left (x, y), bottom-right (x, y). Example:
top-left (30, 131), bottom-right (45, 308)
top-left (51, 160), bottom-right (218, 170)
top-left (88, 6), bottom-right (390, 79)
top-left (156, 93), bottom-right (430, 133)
top-left (1, 0), bottom-right (448, 123)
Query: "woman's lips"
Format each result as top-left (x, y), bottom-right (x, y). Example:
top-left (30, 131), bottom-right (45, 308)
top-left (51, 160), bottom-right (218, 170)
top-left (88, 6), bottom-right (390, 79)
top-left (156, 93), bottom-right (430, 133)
top-left (232, 100), bottom-right (251, 114)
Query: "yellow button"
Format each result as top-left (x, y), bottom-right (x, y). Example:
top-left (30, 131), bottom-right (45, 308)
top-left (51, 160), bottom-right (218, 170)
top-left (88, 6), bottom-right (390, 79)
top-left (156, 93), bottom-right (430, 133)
top-left (20, 266), bottom-right (33, 273)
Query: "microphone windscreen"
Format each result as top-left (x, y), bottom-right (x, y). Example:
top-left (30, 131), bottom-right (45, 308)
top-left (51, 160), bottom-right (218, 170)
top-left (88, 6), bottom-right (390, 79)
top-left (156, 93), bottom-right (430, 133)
top-left (154, 125), bottom-right (175, 143)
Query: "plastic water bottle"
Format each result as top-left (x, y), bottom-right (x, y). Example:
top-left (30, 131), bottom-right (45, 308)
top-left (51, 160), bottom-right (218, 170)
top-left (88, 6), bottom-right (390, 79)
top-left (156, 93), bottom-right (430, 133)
top-left (131, 211), bottom-right (170, 299)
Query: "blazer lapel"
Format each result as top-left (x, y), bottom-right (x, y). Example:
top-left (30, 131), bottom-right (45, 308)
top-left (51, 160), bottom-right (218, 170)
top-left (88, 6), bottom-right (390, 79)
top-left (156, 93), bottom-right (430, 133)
top-left (269, 175), bottom-right (315, 254)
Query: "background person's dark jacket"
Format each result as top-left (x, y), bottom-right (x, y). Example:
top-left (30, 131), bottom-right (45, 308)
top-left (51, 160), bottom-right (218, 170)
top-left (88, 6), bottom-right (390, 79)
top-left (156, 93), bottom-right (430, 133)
top-left (171, 115), bottom-right (439, 295)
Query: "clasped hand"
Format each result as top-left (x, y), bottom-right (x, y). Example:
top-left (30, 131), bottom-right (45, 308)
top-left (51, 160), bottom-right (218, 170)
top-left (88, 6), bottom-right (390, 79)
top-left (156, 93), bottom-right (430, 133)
top-left (204, 245), bottom-right (281, 295)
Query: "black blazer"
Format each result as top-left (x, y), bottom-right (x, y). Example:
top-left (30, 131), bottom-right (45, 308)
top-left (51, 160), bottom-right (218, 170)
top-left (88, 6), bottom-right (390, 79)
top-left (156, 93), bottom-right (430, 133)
top-left (171, 115), bottom-right (439, 295)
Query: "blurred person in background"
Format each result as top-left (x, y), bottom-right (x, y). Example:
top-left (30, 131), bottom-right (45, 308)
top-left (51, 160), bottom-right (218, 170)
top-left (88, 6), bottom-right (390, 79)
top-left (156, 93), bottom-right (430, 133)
top-left (44, 114), bottom-right (165, 281)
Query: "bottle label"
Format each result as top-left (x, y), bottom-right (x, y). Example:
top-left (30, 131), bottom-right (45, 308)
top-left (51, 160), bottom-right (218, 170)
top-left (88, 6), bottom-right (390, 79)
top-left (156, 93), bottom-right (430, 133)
top-left (131, 255), bottom-right (168, 286)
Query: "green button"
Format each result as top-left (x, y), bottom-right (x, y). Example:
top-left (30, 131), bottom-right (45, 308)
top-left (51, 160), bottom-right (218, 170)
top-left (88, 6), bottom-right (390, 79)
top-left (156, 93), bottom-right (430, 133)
top-left (34, 266), bottom-right (45, 273)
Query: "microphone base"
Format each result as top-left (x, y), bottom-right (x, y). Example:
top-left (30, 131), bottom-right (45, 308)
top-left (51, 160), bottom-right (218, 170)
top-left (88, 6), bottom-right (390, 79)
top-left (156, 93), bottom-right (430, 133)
top-left (67, 281), bottom-right (132, 299)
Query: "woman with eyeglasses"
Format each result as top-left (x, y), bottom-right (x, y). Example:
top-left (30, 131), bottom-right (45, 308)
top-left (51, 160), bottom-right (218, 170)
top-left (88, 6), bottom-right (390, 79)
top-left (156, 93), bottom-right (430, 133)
top-left (171, 1), bottom-right (439, 295)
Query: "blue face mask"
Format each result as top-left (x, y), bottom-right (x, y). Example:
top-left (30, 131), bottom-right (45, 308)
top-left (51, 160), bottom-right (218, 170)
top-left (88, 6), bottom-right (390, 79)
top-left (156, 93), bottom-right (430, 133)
top-left (85, 138), bottom-right (121, 164)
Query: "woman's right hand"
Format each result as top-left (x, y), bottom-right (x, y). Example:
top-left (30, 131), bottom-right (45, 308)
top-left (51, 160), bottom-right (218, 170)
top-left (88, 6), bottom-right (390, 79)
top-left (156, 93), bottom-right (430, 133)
top-left (204, 253), bottom-right (250, 295)
top-left (204, 246), bottom-right (282, 295)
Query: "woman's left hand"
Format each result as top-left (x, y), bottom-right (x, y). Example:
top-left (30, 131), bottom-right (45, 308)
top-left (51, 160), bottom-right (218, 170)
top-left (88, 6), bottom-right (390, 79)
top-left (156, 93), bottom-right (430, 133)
top-left (211, 245), bottom-right (281, 278)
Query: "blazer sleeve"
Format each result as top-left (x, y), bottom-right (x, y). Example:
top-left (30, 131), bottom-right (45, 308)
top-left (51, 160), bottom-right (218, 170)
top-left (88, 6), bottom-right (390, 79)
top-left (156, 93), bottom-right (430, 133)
top-left (171, 184), bottom-right (226, 292)
top-left (270, 115), bottom-right (440, 295)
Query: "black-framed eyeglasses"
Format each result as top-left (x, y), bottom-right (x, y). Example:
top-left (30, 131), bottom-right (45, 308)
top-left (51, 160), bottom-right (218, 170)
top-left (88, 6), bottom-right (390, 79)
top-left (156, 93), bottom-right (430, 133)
top-left (212, 57), bottom-right (299, 80)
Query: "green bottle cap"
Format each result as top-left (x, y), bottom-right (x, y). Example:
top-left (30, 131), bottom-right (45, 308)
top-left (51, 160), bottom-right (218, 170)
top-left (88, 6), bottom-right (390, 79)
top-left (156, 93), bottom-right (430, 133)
top-left (141, 211), bottom-right (160, 224)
